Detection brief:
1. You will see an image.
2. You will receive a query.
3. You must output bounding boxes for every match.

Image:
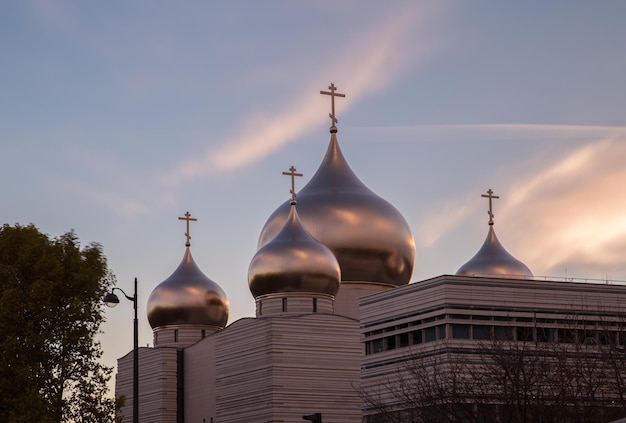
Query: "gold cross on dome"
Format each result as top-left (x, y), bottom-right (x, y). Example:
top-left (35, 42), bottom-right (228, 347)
top-left (178, 211), bottom-right (198, 247)
top-left (282, 165), bottom-right (303, 204)
top-left (481, 189), bottom-right (500, 226)
top-left (320, 82), bottom-right (345, 129)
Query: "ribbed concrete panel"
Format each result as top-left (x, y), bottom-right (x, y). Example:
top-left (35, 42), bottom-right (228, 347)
top-left (214, 314), bottom-right (361, 423)
top-left (116, 347), bottom-right (179, 423)
top-left (184, 335), bottom-right (216, 422)
top-left (334, 282), bottom-right (391, 319)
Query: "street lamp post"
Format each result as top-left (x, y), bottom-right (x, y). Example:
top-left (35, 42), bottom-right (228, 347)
top-left (104, 277), bottom-right (138, 423)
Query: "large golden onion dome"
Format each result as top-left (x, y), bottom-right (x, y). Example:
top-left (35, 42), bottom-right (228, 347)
top-left (249, 201), bottom-right (341, 298)
top-left (456, 189), bottom-right (533, 279)
top-left (257, 132), bottom-right (415, 286)
top-left (147, 219), bottom-right (229, 330)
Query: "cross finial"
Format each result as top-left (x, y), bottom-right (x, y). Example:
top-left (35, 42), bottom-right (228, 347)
top-left (282, 165), bottom-right (303, 204)
top-left (320, 82), bottom-right (346, 133)
top-left (178, 211), bottom-right (198, 247)
top-left (481, 189), bottom-right (500, 226)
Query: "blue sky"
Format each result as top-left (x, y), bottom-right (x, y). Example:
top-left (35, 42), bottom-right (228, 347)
top-left (3, 1), bottom-right (626, 394)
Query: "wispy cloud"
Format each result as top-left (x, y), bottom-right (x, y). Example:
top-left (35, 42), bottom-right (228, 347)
top-left (500, 138), bottom-right (626, 275)
top-left (165, 3), bottom-right (449, 185)
top-left (416, 200), bottom-right (473, 249)
top-left (412, 125), bottom-right (626, 279)
top-left (360, 123), bottom-right (626, 143)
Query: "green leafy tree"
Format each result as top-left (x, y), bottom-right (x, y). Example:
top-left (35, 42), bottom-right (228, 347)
top-left (0, 224), bottom-right (117, 422)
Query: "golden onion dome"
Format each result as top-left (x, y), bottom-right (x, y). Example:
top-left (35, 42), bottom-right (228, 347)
top-left (249, 202), bottom-right (341, 298)
top-left (257, 133), bottom-right (415, 286)
top-left (456, 226), bottom-right (533, 278)
top-left (456, 189), bottom-right (532, 278)
top-left (147, 247), bottom-right (229, 329)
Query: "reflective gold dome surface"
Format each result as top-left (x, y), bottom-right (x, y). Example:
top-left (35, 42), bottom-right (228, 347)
top-left (257, 133), bottom-right (415, 286)
top-left (456, 226), bottom-right (533, 278)
top-left (147, 247), bottom-right (229, 329)
top-left (249, 203), bottom-right (341, 298)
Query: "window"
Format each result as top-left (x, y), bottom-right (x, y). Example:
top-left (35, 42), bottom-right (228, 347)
top-left (516, 327), bottom-right (534, 342)
top-left (494, 326), bottom-right (513, 340)
top-left (452, 324), bottom-right (470, 339)
top-left (537, 327), bottom-right (554, 343)
top-left (398, 332), bottom-right (409, 348)
top-left (372, 338), bottom-right (383, 353)
top-left (473, 325), bottom-right (491, 340)
top-left (437, 324), bottom-right (447, 340)
top-left (385, 336), bottom-right (396, 351)
top-left (174, 329), bottom-right (179, 342)
top-left (425, 326), bottom-right (437, 342)
top-left (413, 330), bottom-right (423, 345)
top-left (558, 328), bottom-right (576, 343)
top-left (312, 298), bottom-right (317, 313)
top-left (282, 297), bottom-right (287, 312)
top-left (583, 332), bottom-right (598, 345)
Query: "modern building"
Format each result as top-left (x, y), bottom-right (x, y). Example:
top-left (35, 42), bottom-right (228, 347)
top-left (114, 84), bottom-right (626, 423)
top-left (360, 204), bottom-right (626, 422)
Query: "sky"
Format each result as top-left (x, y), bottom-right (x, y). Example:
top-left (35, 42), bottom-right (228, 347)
top-left (3, 0), bottom-right (626, 395)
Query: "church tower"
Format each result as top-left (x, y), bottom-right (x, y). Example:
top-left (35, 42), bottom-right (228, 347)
top-left (147, 212), bottom-right (229, 347)
top-left (249, 166), bottom-right (341, 316)
top-left (456, 189), bottom-right (533, 278)
top-left (256, 83), bottom-right (415, 318)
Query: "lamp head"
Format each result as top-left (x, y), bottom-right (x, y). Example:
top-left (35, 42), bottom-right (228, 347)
top-left (103, 292), bottom-right (120, 308)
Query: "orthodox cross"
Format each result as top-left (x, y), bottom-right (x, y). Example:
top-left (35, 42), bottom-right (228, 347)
top-left (282, 165), bottom-right (303, 204)
top-left (320, 82), bottom-right (346, 129)
top-left (481, 189), bottom-right (500, 226)
top-left (178, 211), bottom-right (197, 247)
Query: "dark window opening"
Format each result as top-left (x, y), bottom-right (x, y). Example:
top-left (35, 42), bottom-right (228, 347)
top-left (425, 326), bottom-right (437, 342)
top-left (437, 324), bottom-right (446, 340)
top-left (494, 326), bottom-right (513, 340)
top-left (399, 332), bottom-right (409, 348)
top-left (385, 335), bottom-right (396, 351)
top-left (413, 330), bottom-right (423, 345)
top-left (473, 325), bottom-right (491, 340)
top-left (537, 327), bottom-right (554, 343)
top-left (452, 324), bottom-right (470, 339)
top-left (373, 339), bottom-right (383, 353)
top-left (516, 327), bottom-right (534, 342)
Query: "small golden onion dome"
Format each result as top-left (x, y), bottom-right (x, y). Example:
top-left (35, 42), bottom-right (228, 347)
top-left (257, 133), bottom-right (415, 286)
top-left (147, 247), bottom-right (229, 329)
top-left (249, 203), bottom-right (341, 298)
top-left (456, 226), bottom-right (533, 278)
